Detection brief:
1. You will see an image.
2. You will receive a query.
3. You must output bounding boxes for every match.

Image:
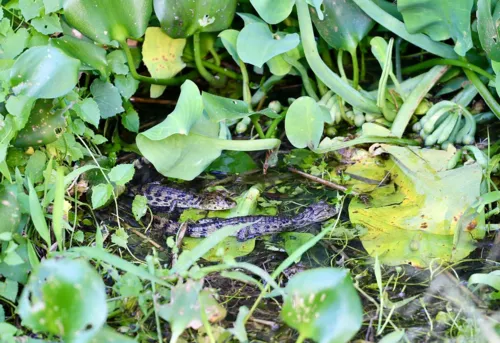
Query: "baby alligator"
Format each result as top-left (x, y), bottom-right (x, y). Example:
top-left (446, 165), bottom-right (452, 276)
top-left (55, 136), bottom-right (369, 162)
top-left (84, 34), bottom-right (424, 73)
top-left (130, 182), bottom-right (236, 211)
top-left (152, 201), bottom-right (338, 241)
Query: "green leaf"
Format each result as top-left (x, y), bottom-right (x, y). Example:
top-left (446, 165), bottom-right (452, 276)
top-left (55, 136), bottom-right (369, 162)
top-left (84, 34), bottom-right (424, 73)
top-left (111, 227), bottom-right (129, 248)
top-left (31, 14), bottom-right (62, 35)
top-left (468, 271), bottom-right (500, 290)
top-left (219, 29), bottom-right (240, 64)
top-left (28, 179), bottom-right (51, 246)
top-left (207, 151), bottom-right (257, 174)
top-left (90, 79), bottom-right (124, 118)
top-left (285, 96), bottom-right (330, 149)
top-left (121, 106), bottom-right (139, 133)
top-left (62, 0), bottom-right (153, 44)
top-left (114, 74), bottom-right (139, 99)
top-left (107, 50), bottom-right (128, 75)
top-left (13, 99), bottom-right (67, 147)
top-left (10, 46), bottom-right (81, 99)
top-left (249, 0), bottom-right (295, 24)
top-left (6, 95), bottom-right (36, 131)
top-left (310, 0), bottom-right (374, 53)
top-left (43, 0), bottom-right (62, 13)
top-left (18, 258), bottom-right (107, 342)
top-left (397, 0), bottom-right (473, 56)
top-left (19, 0), bottom-right (43, 20)
top-left (0, 185), bottom-right (21, 239)
top-left (379, 330), bottom-right (406, 343)
top-left (143, 27), bottom-right (186, 98)
top-left (0, 28), bottom-right (30, 59)
top-left (281, 268), bottom-right (363, 343)
top-left (154, 0), bottom-right (237, 38)
top-left (236, 23), bottom-right (300, 68)
top-left (0, 279), bottom-right (18, 302)
top-left (50, 36), bottom-right (109, 78)
top-left (88, 326), bottom-right (137, 343)
top-left (132, 195), bottom-right (148, 221)
top-left (477, 0), bottom-right (500, 61)
top-left (91, 183), bottom-right (114, 209)
top-left (25, 151), bottom-right (47, 184)
top-left (75, 98), bottom-right (101, 128)
top-left (108, 164), bottom-right (135, 185)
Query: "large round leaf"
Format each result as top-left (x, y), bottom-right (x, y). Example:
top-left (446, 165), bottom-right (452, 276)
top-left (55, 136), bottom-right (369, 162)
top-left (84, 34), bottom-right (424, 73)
top-left (19, 258), bottom-right (107, 342)
top-left (154, 0), bottom-right (237, 38)
top-left (281, 268), bottom-right (363, 343)
top-left (310, 0), bottom-right (375, 53)
top-left (249, 0), bottom-right (295, 24)
top-left (13, 99), bottom-right (67, 148)
top-left (62, 0), bottom-right (153, 44)
top-left (9, 46), bottom-right (80, 99)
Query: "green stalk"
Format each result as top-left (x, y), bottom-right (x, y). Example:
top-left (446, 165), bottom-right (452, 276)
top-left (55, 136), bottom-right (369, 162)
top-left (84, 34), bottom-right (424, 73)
top-left (402, 58), bottom-right (495, 81)
top-left (296, 0), bottom-right (380, 113)
top-left (283, 55), bottom-right (319, 101)
top-left (193, 32), bottom-right (225, 87)
top-left (463, 68), bottom-right (500, 120)
top-left (251, 75), bottom-right (284, 106)
top-left (337, 50), bottom-right (347, 81)
top-left (208, 47), bottom-right (221, 66)
top-left (350, 49), bottom-right (360, 88)
top-left (185, 60), bottom-right (243, 80)
top-left (195, 134), bottom-right (281, 150)
top-left (319, 38), bottom-right (336, 72)
top-left (119, 40), bottom-right (196, 86)
top-left (313, 135), bottom-right (420, 154)
top-left (265, 112), bottom-right (286, 139)
top-left (352, 0), bottom-right (457, 59)
top-left (391, 65), bottom-right (449, 137)
top-left (250, 116), bottom-right (266, 139)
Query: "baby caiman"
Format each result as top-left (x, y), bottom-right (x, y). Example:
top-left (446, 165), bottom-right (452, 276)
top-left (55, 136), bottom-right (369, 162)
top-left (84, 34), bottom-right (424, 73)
top-left (130, 182), bottom-right (236, 211)
top-left (152, 201), bottom-right (338, 241)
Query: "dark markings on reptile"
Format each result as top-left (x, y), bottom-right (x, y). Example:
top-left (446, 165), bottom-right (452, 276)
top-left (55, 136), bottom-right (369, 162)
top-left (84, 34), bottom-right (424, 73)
top-left (152, 201), bottom-right (338, 241)
top-left (130, 182), bottom-right (236, 211)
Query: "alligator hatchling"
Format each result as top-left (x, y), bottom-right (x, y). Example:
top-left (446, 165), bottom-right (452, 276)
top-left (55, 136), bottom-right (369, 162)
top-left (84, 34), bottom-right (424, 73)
top-left (130, 182), bottom-right (338, 241)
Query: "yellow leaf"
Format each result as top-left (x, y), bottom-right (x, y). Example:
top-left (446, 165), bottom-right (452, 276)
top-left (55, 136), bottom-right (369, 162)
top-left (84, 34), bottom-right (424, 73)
top-left (142, 27), bottom-right (186, 98)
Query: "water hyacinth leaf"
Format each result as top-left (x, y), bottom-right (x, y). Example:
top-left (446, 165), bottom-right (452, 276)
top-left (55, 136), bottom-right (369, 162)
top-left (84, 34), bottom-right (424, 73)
top-left (108, 164), bottom-right (135, 186)
top-left (9, 46), bottom-right (80, 99)
top-left (18, 258), bottom-right (107, 342)
top-left (0, 185), bottom-right (21, 240)
top-left (285, 96), bottom-right (331, 149)
top-left (249, 0), bottom-right (295, 24)
top-left (62, 0), bottom-right (153, 44)
top-left (236, 23), bottom-right (300, 68)
top-left (90, 79), bottom-right (125, 118)
top-left (13, 99), bottom-right (67, 148)
top-left (281, 268), bottom-right (363, 343)
top-left (397, 0), bottom-right (474, 56)
top-left (310, 0), bottom-right (374, 53)
top-left (142, 27), bottom-right (186, 98)
top-left (50, 36), bottom-right (109, 78)
top-left (477, 0), bottom-right (500, 61)
top-left (207, 151), bottom-right (257, 174)
top-left (31, 14), bottom-right (62, 35)
top-left (349, 145), bottom-right (485, 267)
top-left (468, 271), bottom-right (500, 290)
top-left (153, 0), bottom-right (237, 38)
top-left (219, 29), bottom-right (240, 64)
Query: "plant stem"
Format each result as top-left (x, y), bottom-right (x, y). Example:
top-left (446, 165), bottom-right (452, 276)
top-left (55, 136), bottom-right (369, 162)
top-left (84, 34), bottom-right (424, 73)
top-left (350, 49), bottom-right (360, 88)
top-left (193, 32), bottom-right (225, 87)
top-left (185, 60), bottom-right (243, 80)
top-left (391, 65), bottom-right (449, 138)
top-left (119, 40), bottom-right (196, 85)
top-left (295, 334), bottom-right (306, 343)
top-left (208, 47), bottom-right (221, 66)
top-left (265, 112), bottom-right (286, 139)
top-left (251, 116), bottom-right (266, 139)
top-left (319, 38), bottom-right (336, 72)
top-left (337, 50), bottom-right (347, 81)
top-left (395, 37), bottom-right (403, 82)
top-left (296, 0), bottom-right (380, 113)
top-left (283, 56), bottom-right (319, 101)
top-left (240, 61), bottom-right (252, 108)
top-left (402, 58), bottom-right (495, 81)
top-left (251, 75), bottom-right (284, 106)
top-left (192, 133), bottom-right (280, 150)
top-left (463, 68), bottom-right (500, 120)
top-left (352, 0), bottom-right (457, 59)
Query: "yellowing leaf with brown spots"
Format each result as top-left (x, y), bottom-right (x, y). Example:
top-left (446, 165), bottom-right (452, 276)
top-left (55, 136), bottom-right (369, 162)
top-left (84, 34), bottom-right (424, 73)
top-left (142, 27), bottom-right (186, 98)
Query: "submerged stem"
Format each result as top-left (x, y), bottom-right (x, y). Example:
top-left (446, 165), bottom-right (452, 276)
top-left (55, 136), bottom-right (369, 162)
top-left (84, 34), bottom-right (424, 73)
top-left (296, 0), bottom-right (380, 113)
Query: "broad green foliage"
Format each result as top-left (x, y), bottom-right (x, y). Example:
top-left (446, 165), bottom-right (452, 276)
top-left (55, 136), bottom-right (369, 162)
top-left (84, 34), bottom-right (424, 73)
top-left (310, 0), bottom-right (374, 54)
top-left (249, 0), bottom-right (295, 24)
top-left (153, 0), bottom-right (237, 38)
top-left (0, 185), bottom-right (21, 241)
top-left (62, 0), bottom-right (153, 43)
top-left (285, 96), bottom-right (331, 149)
top-left (236, 23), bottom-right (300, 68)
top-left (10, 46), bottom-right (80, 99)
top-left (281, 268), bottom-right (363, 343)
top-left (397, 0), bottom-right (473, 56)
top-left (19, 258), bottom-right (107, 342)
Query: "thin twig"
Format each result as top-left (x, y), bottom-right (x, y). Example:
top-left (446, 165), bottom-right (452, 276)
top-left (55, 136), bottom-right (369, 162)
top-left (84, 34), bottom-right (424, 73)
top-left (130, 97), bottom-right (177, 106)
top-left (288, 167), bottom-right (359, 195)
